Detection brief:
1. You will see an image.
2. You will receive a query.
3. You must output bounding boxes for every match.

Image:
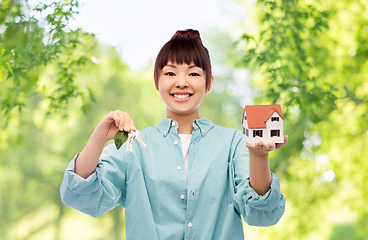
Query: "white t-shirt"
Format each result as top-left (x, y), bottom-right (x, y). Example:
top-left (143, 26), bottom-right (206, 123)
top-left (179, 134), bottom-right (192, 181)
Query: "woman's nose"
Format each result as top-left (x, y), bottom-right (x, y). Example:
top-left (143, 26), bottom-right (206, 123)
top-left (175, 75), bottom-right (188, 88)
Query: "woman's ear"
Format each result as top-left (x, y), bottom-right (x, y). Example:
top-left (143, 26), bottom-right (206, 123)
top-left (205, 76), bottom-right (214, 93)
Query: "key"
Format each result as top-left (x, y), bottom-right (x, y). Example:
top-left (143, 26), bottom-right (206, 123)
top-left (126, 132), bottom-right (133, 152)
top-left (132, 131), bottom-right (147, 148)
top-left (126, 131), bottom-right (147, 152)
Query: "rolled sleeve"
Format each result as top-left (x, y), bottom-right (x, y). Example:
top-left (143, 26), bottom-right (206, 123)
top-left (60, 145), bottom-right (127, 217)
top-left (242, 173), bottom-right (283, 211)
top-left (233, 173), bottom-right (286, 226)
top-left (61, 154), bottom-right (102, 194)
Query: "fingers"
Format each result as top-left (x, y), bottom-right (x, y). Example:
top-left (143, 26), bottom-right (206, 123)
top-left (130, 119), bottom-right (137, 131)
top-left (246, 141), bottom-right (276, 156)
top-left (246, 141), bottom-right (275, 149)
top-left (275, 135), bottom-right (289, 149)
top-left (109, 110), bottom-right (136, 132)
top-left (246, 141), bottom-right (269, 156)
top-left (246, 135), bottom-right (289, 154)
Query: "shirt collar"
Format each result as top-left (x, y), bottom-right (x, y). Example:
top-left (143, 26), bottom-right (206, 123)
top-left (156, 117), bottom-right (214, 137)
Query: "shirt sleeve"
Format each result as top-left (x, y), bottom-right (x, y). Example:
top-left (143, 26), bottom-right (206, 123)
top-left (231, 132), bottom-right (286, 227)
top-left (60, 144), bottom-right (127, 217)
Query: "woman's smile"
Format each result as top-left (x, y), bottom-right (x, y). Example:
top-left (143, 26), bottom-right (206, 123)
top-left (170, 91), bottom-right (194, 102)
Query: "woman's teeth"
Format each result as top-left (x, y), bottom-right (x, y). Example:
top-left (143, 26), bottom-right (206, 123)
top-left (174, 94), bottom-right (190, 99)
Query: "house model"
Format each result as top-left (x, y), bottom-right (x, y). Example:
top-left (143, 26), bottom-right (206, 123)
top-left (242, 104), bottom-right (284, 143)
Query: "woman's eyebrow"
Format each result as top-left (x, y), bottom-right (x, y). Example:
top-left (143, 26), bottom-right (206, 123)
top-left (164, 64), bottom-right (177, 68)
top-left (163, 64), bottom-right (200, 69)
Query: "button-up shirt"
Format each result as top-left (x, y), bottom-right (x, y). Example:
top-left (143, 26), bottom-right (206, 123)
top-left (60, 117), bottom-right (286, 240)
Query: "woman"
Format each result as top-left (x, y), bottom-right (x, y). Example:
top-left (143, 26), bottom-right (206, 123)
top-left (60, 29), bottom-right (287, 239)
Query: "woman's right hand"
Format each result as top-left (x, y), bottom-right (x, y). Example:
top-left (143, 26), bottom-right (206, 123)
top-left (91, 110), bottom-right (136, 144)
top-left (75, 110), bottom-right (135, 178)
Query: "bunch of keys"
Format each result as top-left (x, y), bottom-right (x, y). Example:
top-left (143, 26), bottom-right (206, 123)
top-left (114, 130), bottom-right (147, 152)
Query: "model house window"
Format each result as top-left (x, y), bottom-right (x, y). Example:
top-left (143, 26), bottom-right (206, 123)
top-left (246, 129), bottom-right (249, 137)
top-left (271, 117), bottom-right (279, 122)
top-left (271, 129), bottom-right (280, 137)
top-left (244, 116), bottom-right (247, 121)
top-left (253, 130), bottom-right (263, 137)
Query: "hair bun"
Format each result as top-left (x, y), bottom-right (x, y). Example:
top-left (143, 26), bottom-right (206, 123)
top-left (171, 29), bottom-right (202, 42)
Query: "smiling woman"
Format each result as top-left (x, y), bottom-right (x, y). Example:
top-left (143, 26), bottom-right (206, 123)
top-left (60, 29), bottom-right (287, 240)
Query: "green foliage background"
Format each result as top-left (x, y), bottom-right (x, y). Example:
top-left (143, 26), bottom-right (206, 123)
top-left (236, 0), bottom-right (368, 239)
top-left (0, 0), bottom-right (367, 239)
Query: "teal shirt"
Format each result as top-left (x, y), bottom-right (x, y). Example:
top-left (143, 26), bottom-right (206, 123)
top-left (60, 117), bottom-right (285, 239)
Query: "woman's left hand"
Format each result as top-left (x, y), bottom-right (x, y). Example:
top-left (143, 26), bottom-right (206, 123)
top-left (246, 135), bottom-right (289, 156)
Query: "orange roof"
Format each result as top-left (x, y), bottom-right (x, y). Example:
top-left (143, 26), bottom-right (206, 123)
top-left (242, 104), bottom-right (283, 129)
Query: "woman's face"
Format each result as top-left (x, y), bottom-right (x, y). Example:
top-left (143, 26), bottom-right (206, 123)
top-left (157, 61), bottom-right (212, 120)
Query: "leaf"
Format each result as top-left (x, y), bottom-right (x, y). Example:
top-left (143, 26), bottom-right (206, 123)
top-left (114, 131), bottom-right (128, 150)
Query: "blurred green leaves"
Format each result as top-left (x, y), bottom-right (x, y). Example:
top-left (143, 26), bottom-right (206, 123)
top-left (237, 0), bottom-right (368, 239)
top-left (0, 0), bottom-right (93, 120)
top-left (239, 0), bottom-right (336, 120)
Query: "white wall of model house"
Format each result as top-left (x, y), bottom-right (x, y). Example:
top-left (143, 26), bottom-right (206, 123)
top-left (243, 111), bottom-right (284, 143)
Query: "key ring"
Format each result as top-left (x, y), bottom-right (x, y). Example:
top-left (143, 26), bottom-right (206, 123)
top-left (114, 130), bottom-right (147, 151)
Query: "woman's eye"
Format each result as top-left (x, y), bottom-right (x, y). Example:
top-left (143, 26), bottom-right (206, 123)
top-left (164, 72), bottom-right (175, 76)
top-left (189, 73), bottom-right (200, 76)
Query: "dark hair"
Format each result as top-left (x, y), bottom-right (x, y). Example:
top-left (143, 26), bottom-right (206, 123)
top-left (154, 29), bottom-right (212, 90)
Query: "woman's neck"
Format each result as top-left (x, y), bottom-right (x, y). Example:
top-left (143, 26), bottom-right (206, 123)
top-left (166, 110), bottom-right (200, 134)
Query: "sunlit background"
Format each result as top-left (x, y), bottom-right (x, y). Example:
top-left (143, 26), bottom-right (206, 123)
top-left (1, 0), bottom-right (367, 239)
top-left (72, 0), bottom-right (245, 70)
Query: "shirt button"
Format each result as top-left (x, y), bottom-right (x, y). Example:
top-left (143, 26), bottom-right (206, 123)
top-left (192, 167), bottom-right (194, 171)
top-left (188, 222), bottom-right (193, 228)
top-left (180, 195), bottom-right (185, 199)
top-left (177, 166), bottom-right (182, 171)
top-left (174, 140), bottom-right (178, 145)
top-left (202, 129), bottom-right (205, 133)
top-left (172, 122), bottom-right (175, 126)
